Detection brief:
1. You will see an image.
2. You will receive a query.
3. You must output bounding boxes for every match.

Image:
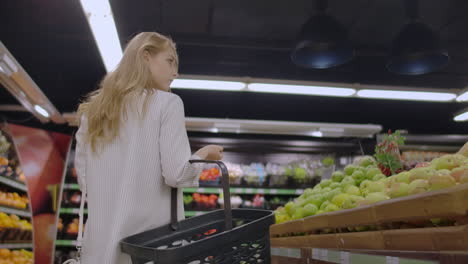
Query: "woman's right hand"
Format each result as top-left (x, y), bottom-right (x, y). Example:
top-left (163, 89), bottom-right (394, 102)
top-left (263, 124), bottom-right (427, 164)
top-left (195, 145), bottom-right (224, 160)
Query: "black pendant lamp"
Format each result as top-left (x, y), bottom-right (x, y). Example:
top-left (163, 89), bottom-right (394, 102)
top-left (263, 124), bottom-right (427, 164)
top-left (291, 0), bottom-right (354, 69)
top-left (387, 0), bottom-right (449, 75)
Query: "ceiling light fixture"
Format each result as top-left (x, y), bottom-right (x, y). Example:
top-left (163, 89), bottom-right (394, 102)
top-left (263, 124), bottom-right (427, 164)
top-left (454, 108), bottom-right (468, 122)
top-left (79, 0), bottom-right (122, 72)
top-left (387, 0), bottom-right (449, 75)
top-left (357, 89), bottom-right (456, 102)
top-left (291, 0), bottom-right (354, 69)
top-left (34, 105), bottom-right (50, 118)
top-left (248, 83), bottom-right (356, 97)
top-left (456, 90), bottom-right (468, 102)
top-left (171, 79), bottom-right (245, 91)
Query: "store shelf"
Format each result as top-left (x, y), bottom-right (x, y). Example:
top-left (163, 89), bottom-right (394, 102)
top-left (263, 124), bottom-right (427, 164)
top-left (0, 206), bottom-right (31, 218)
top-left (63, 183), bottom-right (80, 190)
top-left (0, 175), bottom-right (27, 192)
top-left (56, 240), bottom-right (77, 247)
top-left (0, 243), bottom-right (33, 249)
top-left (183, 187), bottom-right (304, 196)
top-left (270, 247), bottom-right (465, 264)
top-left (185, 211), bottom-right (209, 217)
top-left (59, 208), bottom-right (88, 215)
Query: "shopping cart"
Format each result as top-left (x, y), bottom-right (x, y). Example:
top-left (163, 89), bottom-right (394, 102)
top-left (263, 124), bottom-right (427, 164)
top-left (120, 160), bottom-right (275, 264)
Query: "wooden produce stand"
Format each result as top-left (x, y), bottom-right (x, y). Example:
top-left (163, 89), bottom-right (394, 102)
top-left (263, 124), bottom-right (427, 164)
top-left (270, 184), bottom-right (468, 263)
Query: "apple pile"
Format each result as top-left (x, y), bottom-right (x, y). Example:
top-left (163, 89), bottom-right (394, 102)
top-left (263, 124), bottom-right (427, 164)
top-left (0, 192), bottom-right (28, 209)
top-left (274, 153), bottom-right (468, 224)
top-left (0, 213), bottom-right (32, 230)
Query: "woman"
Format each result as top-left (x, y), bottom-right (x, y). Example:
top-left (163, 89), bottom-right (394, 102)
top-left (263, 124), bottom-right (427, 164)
top-left (75, 32), bottom-right (223, 264)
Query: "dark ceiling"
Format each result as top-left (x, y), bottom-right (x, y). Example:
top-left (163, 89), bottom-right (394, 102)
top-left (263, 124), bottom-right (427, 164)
top-left (0, 0), bottom-right (467, 134)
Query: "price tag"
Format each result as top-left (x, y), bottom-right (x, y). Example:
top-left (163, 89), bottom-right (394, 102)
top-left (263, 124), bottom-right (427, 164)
top-left (320, 249), bottom-right (328, 261)
top-left (296, 189), bottom-right (303, 195)
top-left (234, 188), bottom-right (242, 193)
top-left (258, 189), bottom-right (264, 194)
top-left (197, 188), bottom-right (205, 193)
top-left (340, 251), bottom-right (350, 264)
top-left (386, 256), bottom-right (399, 264)
top-left (312, 248), bottom-right (320, 260)
top-left (246, 188), bottom-right (254, 194)
top-left (270, 189), bottom-right (278, 194)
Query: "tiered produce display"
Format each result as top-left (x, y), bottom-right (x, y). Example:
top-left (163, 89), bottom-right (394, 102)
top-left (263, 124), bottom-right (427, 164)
top-left (271, 133), bottom-right (468, 254)
top-left (0, 130), bottom-right (33, 258)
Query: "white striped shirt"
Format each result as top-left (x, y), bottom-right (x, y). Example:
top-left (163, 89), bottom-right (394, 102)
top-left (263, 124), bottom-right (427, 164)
top-left (74, 90), bottom-right (202, 264)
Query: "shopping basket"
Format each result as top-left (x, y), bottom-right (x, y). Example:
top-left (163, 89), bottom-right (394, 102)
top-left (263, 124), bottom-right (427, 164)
top-left (120, 160), bottom-right (275, 264)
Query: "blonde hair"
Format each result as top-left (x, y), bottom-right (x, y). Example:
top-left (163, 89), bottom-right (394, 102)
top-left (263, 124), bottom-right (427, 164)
top-left (77, 32), bottom-right (178, 152)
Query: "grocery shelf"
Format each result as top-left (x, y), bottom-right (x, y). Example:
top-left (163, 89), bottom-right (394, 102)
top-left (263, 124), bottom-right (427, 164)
top-left (184, 211), bottom-right (208, 217)
top-left (63, 183), bottom-right (80, 190)
top-left (0, 206), bottom-right (31, 218)
top-left (271, 247), bottom-right (468, 264)
top-left (56, 240), bottom-right (77, 247)
top-left (183, 187), bottom-right (304, 196)
top-left (0, 175), bottom-right (27, 192)
top-left (59, 208), bottom-right (88, 215)
top-left (0, 243), bottom-right (33, 249)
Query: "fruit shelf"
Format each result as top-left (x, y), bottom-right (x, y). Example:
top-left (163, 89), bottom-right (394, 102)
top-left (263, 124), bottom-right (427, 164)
top-left (271, 184), bottom-right (468, 252)
top-left (55, 240), bottom-right (77, 247)
top-left (183, 187), bottom-right (304, 195)
top-left (0, 206), bottom-right (31, 218)
top-left (0, 175), bottom-right (27, 192)
top-left (0, 243), bottom-right (33, 249)
top-left (271, 247), bottom-right (468, 264)
top-left (59, 208), bottom-right (88, 215)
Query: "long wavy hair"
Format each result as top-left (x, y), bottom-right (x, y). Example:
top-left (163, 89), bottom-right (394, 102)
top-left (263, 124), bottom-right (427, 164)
top-left (77, 32), bottom-right (178, 152)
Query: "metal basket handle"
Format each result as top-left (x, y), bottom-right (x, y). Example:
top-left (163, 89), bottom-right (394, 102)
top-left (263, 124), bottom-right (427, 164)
top-left (170, 160), bottom-right (232, 231)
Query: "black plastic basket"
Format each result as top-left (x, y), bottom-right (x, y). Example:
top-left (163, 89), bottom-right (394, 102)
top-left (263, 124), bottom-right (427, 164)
top-left (120, 160), bottom-right (275, 264)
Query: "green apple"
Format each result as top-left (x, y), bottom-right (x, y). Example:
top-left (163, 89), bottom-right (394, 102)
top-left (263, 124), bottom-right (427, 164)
top-left (319, 179), bottom-right (332, 188)
top-left (285, 202), bottom-right (296, 216)
top-left (387, 182), bottom-right (410, 198)
top-left (303, 204), bottom-right (318, 217)
top-left (351, 170), bottom-right (366, 186)
top-left (366, 167), bottom-right (382, 180)
top-left (341, 176), bottom-right (356, 188)
top-left (409, 167), bottom-right (437, 182)
top-left (302, 188), bottom-right (314, 198)
top-left (450, 166), bottom-right (468, 182)
top-left (431, 154), bottom-right (468, 171)
top-left (331, 193), bottom-right (351, 208)
top-left (331, 171), bottom-right (345, 182)
top-left (372, 173), bottom-right (386, 181)
top-left (359, 180), bottom-right (372, 196)
top-left (358, 156), bottom-right (376, 167)
top-left (429, 170), bottom-right (456, 191)
top-left (324, 203), bottom-right (340, 212)
top-left (324, 188), bottom-right (342, 201)
top-left (344, 165), bottom-right (357, 176)
top-left (320, 201), bottom-right (331, 211)
top-left (408, 179), bottom-right (429, 195)
top-left (305, 196), bottom-right (323, 208)
top-left (345, 185), bottom-right (361, 196)
top-left (292, 208), bottom-right (305, 220)
top-left (395, 171), bottom-right (411, 184)
top-left (316, 210), bottom-right (325, 215)
top-left (364, 192), bottom-right (390, 204)
top-left (342, 195), bottom-right (365, 209)
top-left (320, 187), bottom-right (332, 193)
top-left (330, 182), bottom-right (341, 189)
top-left (367, 181), bottom-right (386, 193)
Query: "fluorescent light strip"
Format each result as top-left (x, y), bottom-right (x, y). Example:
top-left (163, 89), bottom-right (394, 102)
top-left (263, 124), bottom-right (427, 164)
top-left (454, 111), bottom-right (468, 122)
top-left (457, 91), bottom-right (468, 102)
top-left (34, 105), bottom-right (50, 118)
top-left (171, 79), bottom-right (245, 91)
top-left (357, 89), bottom-right (457, 102)
top-left (79, 0), bottom-right (122, 72)
top-left (248, 83), bottom-right (356, 97)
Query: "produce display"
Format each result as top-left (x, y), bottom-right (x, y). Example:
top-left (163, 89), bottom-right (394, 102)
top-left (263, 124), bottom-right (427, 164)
top-left (0, 249), bottom-right (33, 264)
top-left (274, 134), bottom-right (468, 225)
top-left (0, 213), bottom-right (32, 230)
top-left (0, 192), bottom-right (28, 210)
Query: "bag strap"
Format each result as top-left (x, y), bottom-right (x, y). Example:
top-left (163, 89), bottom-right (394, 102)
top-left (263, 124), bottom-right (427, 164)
top-left (76, 183), bottom-right (86, 257)
top-left (170, 187), bottom-right (178, 230)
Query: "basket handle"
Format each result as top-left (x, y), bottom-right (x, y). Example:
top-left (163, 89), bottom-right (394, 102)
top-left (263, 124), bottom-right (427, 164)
top-left (170, 160), bottom-right (233, 232)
